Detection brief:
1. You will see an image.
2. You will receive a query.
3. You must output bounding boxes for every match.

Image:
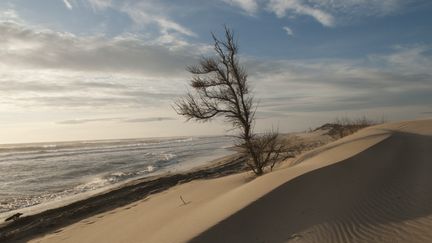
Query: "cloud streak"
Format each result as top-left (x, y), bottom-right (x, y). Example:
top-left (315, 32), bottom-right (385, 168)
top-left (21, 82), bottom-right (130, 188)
top-left (85, 0), bottom-right (112, 11)
top-left (58, 116), bottom-right (176, 124)
top-left (58, 117), bottom-right (121, 124)
top-left (0, 71), bottom-right (181, 109)
top-left (63, 0), bottom-right (73, 10)
top-left (224, 0), bottom-right (422, 27)
top-left (283, 26), bottom-right (294, 36)
top-left (246, 45), bottom-right (432, 114)
top-left (123, 4), bottom-right (196, 37)
top-left (268, 0), bottom-right (335, 26)
top-left (124, 117), bottom-right (176, 123)
top-left (223, 0), bottom-right (259, 14)
top-left (76, 0), bottom-right (196, 40)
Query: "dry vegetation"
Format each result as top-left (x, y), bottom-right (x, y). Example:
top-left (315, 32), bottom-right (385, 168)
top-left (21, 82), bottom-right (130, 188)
top-left (266, 116), bottom-right (381, 170)
top-left (315, 116), bottom-right (382, 139)
top-left (174, 26), bottom-right (286, 176)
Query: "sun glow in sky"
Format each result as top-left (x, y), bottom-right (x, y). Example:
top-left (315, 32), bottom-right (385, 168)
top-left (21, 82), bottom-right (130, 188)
top-left (0, 0), bottom-right (431, 143)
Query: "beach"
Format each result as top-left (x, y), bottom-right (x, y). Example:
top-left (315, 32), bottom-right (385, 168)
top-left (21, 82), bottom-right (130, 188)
top-left (1, 2), bottom-right (431, 242)
top-left (2, 119), bottom-right (432, 242)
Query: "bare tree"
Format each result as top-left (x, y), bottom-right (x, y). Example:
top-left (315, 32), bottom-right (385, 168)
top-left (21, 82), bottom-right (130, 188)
top-left (174, 26), bottom-right (285, 175)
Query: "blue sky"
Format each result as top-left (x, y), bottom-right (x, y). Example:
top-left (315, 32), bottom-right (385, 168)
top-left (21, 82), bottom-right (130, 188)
top-left (0, 0), bottom-right (431, 143)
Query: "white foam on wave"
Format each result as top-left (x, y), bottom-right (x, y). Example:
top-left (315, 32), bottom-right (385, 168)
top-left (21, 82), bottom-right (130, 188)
top-left (74, 177), bottom-right (110, 192)
top-left (41, 144), bottom-right (57, 149)
top-left (163, 153), bottom-right (176, 161)
top-left (173, 137), bottom-right (194, 143)
top-left (146, 165), bottom-right (155, 172)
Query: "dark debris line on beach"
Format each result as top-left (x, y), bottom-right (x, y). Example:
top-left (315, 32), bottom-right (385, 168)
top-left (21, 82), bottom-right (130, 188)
top-left (0, 155), bottom-right (248, 242)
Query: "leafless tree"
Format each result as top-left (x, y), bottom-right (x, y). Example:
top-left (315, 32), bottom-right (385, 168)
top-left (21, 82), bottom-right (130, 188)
top-left (174, 26), bottom-right (286, 175)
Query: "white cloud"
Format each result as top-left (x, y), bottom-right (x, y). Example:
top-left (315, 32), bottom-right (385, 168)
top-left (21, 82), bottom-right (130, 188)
top-left (0, 68), bottom-right (184, 110)
top-left (221, 0), bottom-right (414, 27)
top-left (267, 0), bottom-right (335, 26)
top-left (124, 6), bottom-right (196, 37)
top-left (310, 0), bottom-right (405, 17)
top-left (369, 45), bottom-right (432, 73)
top-left (0, 22), bottom-right (205, 76)
top-left (245, 45), bottom-right (432, 115)
top-left (223, 0), bottom-right (259, 14)
top-left (0, 20), bottom-right (207, 111)
top-left (283, 26), bottom-right (294, 36)
top-left (63, 0), bottom-right (73, 10)
top-left (81, 0), bottom-right (196, 38)
top-left (57, 116), bottom-right (175, 124)
top-left (0, 9), bottom-right (21, 23)
top-left (57, 117), bottom-right (121, 124)
top-left (85, 0), bottom-right (112, 11)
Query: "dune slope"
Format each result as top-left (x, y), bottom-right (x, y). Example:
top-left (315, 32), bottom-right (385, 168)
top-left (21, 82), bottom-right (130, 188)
top-left (191, 122), bottom-right (432, 242)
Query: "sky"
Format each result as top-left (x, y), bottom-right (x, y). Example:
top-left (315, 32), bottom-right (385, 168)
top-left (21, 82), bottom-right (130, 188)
top-left (0, 0), bottom-right (431, 143)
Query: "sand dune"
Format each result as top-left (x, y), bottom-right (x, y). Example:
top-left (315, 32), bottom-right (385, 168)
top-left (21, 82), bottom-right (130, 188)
top-left (30, 119), bottom-right (432, 243)
top-left (192, 120), bottom-right (432, 242)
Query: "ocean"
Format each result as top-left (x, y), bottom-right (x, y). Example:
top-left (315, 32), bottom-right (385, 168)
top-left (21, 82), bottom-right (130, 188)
top-left (0, 136), bottom-right (234, 219)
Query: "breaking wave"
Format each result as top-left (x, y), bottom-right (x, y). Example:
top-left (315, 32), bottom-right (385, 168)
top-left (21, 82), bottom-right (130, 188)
top-left (0, 136), bottom-right (234, 215)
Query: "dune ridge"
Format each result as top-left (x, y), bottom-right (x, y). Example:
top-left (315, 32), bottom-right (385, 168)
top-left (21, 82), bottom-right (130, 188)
top-left (192, 129), bottom-right (432, 242)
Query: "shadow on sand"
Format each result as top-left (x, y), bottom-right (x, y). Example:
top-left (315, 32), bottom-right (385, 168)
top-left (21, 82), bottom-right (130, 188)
top-left (190, 132), bottom-right (432, 243)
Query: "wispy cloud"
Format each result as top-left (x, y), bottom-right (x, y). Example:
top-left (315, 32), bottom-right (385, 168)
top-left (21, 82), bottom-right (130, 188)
top-left (58, 117), bottom-right (121, 124)
top-left (81, 0), bottom-right (196, 40)
top-left (267, 0), bottom-right (335, 27)
top-left (223, 0), bottom-right (259, 15)
top-left (59, 0), bottom-right (195, 42)
top-left (283, 26), bottom-right (294, 36)
top-left (0, 9), bottom-right (21, 23)
top-left (123, 117), bottom-right (176, 123)
top-left (124, 6), bottom-right (196, 37)
top-left (246, 45), bottom-right (432, 114)
top-left (220, 0), bottom-right (420, 27)
top-left (63, 0), bottom-right (73, 10)
top-left (309, 0), bottom-right (406, 17)
top-left (368, 45), bottom-right (432, 73)
top-left (0, 70), bottom-right (181, 109)
top-left (58, 116), bottom-right (176, 124)
top-left (85, 0), bottom-right (112, 11)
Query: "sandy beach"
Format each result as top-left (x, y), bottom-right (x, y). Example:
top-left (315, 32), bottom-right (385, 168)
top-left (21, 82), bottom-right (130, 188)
top-left (2, 118), bottom-right (423, 243)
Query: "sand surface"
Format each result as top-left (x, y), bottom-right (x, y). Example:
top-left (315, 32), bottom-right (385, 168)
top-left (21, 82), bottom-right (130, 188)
top-left (30, 119), bottom-right (432, 243)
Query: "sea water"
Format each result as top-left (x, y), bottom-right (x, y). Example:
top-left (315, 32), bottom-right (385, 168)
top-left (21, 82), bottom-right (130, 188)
top-left (0, 136), bottom-right (234, 218)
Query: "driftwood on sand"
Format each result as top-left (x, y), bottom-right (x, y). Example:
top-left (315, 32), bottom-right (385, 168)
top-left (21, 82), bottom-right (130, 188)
top-left (4, 213), bottom-right (23, 222)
